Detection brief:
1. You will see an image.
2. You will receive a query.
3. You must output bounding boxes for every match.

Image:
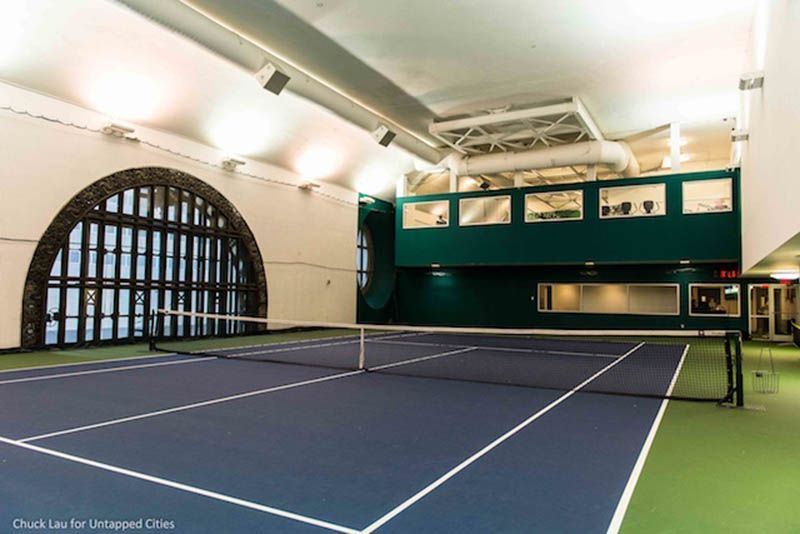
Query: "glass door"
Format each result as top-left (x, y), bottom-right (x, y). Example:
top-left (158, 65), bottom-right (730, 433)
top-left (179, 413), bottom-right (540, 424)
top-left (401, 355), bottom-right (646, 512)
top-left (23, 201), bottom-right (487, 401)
top-left (749, 284), bottom-right (797, 341)
top-left (773, 286), bottom-right (796, 340)
top-left (749, 285), bottom-right (771, 340)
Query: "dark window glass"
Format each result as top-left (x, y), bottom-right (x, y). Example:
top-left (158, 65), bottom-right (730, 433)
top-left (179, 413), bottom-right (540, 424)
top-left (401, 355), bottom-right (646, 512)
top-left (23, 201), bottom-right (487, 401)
top-left (43, 185), bottom-right (259, 346)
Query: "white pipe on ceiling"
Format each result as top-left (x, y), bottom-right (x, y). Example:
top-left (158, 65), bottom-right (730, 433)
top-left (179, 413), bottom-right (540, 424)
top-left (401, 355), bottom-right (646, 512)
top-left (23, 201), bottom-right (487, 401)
top-left (447, 140), bottom-right (640, 178)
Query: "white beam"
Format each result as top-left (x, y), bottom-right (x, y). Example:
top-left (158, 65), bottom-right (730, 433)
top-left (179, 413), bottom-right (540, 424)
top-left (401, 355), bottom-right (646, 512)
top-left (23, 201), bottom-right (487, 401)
top-left (429, 100), bottom-right (577, 135)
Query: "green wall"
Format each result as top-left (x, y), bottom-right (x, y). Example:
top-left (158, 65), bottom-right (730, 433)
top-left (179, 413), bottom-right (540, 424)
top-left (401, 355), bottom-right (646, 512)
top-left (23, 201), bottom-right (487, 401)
top-left (395, 169), bottom-right (740, 267)
top-left (357, 195), bottom-right (396, 323)
top-left (394, 263), bottom-right (753, 331)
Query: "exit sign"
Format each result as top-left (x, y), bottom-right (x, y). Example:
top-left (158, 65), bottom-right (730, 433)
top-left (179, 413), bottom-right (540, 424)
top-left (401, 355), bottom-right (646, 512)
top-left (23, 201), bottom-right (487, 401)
top-left (715, 269), bottom-right (739, 279)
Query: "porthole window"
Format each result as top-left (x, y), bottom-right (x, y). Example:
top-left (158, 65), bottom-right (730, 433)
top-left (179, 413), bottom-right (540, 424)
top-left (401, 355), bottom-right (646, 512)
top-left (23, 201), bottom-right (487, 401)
top-left (356, 226), bottom-right (373, 291)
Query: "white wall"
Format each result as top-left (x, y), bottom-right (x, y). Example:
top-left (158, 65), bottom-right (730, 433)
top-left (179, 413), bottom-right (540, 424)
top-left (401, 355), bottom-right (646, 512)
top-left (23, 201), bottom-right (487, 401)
top-left (741, 0), bottom-right (800, 272)
top-left (0, 83), bottom-right (359, 349)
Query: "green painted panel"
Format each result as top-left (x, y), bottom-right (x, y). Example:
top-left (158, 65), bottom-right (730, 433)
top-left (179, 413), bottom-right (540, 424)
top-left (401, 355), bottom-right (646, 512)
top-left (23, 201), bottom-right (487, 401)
top-left (396, 169), bottom-right (741, 267)
top-left (357, 195), bottom-right (396, 323)
top-left (394, 263), bottom-right (755, 332)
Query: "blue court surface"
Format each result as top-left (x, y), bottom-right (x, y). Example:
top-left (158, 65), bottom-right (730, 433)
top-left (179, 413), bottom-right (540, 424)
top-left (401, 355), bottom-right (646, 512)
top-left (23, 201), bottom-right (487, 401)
top-left (0, 334), bottom-right (685, 533)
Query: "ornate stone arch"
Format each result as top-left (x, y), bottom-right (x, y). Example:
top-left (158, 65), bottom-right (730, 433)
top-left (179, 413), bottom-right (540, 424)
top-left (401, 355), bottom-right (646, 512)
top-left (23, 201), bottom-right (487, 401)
top-left (20, 167), bottom-right (268, 348)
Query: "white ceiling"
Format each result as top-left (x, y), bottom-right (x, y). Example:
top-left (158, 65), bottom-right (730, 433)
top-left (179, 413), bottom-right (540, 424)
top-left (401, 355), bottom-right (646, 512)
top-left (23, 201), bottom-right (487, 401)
top-left (0, 0), bottom-right (416, 199)
top-left (0, 0), bottom-right (756, 199)
top-left (274, 0), bottom-right (754, 130)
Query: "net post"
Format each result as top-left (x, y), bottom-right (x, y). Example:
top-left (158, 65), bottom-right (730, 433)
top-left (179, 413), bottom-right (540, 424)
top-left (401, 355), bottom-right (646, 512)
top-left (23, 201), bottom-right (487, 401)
top-left (733, 332), bottom-right (745, 407)
top-left (724, 333), bottom-right (734, 404)
top-left (358, 328), bottom-right (366, 370)
top-left (149, 310), bottom-right (163, 352)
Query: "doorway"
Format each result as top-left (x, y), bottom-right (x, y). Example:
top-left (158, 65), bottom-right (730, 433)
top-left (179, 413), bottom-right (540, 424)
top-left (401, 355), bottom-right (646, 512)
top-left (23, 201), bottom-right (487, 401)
top-left (749, 284), bottom-right (797, 341)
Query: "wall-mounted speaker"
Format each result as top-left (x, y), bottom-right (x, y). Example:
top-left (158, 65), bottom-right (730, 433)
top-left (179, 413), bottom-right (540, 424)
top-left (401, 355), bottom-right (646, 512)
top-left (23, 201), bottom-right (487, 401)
top-left (255, 63), bottom-right (291, 95)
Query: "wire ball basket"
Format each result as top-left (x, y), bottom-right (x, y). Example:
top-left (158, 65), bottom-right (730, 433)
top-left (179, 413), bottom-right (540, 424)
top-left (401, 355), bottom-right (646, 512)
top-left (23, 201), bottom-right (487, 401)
top-left (751, 347), bottom-right (779, 394)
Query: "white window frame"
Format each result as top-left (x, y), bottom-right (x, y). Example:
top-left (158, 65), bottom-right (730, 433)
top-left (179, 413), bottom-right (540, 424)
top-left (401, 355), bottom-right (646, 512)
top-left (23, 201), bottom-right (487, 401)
top-left (682, 178), bottom-right (733, 215)
top-left (458, 195), bottom-right (512, 227)
top-left (402, 200), bottom-right (450, 229)
top-left (688, 283), bottom-right (741, 317)
top-left (524, 190), bottom-right (584, 224)
top-left (599, 183), bottom-right (667, 220)
top-left (537, 282), bottom-right (680, 316)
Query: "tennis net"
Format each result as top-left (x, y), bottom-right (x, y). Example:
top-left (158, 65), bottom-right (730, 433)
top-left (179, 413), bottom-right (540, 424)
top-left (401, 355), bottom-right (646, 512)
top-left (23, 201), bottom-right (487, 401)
top-left (151, 310), bottom-right (743, 404)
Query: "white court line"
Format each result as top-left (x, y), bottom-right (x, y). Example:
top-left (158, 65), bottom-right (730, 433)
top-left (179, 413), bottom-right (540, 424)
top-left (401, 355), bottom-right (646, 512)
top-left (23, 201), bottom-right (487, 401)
top-left (0, 435), bottom-right (357, 533)
top-left (605, 344), bottom-right (689, 534)
top-left (368, 338), bottom-right (621, 359)
top-left (369, 347), bottom-right (479, 371)
top-left (20, 343), bottom-right (476, 443)
top-left (0, 352), bottom-right (180, 375)
top-left (0, 358), bottom-right (211, 386)
top-left (360, 342), bottom-right (646, 534)
top-left (20, 370), bottom-right (364, 443)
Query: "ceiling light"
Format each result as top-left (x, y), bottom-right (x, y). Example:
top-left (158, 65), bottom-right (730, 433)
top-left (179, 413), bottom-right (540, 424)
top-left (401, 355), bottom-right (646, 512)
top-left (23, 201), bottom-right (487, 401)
top-left (295, 147), bottom-right (339, 178)
top-left (739, 71), bottom-right (765, 91)
top-left (731, 130), bottom-right (750, 142)
top-left (770, 271), bottom-right (800, 281)
top-left (359, 196), bottom-right (376, 205)
top-left (222, 157), bottom-right (245, 171)
top-left (661, 154), bottom-right (690, 168)
top-left (255, 62), bottom-right (290, 95)
top-left (584, 261), bottom-right (595, 266)
top-left (680, 260), bottom-right (691, 265)
top-left (101, 122), bottom-right (135, 138)
top-left (371, 124), bottom-right (396, 147)
top-left (298, 181), bottom-right (321, 191)
top-left (88, 72), bottom-right (160, 121)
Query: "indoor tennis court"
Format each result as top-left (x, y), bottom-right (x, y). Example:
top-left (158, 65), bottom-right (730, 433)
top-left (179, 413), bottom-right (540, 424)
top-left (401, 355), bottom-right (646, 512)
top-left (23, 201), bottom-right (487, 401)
top-left (1, 324), bottom-right (735, 532)
top-left (2, 1), bottom-right (800, 533)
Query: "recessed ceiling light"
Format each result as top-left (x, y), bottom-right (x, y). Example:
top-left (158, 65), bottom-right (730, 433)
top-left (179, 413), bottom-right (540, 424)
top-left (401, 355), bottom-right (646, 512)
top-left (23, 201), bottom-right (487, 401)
top-left (770, 271), bottom-right (800, 281)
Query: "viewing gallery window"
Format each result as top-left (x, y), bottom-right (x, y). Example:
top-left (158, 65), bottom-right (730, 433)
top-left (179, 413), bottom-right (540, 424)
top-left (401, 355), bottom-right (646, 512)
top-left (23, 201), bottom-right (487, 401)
top-left (599, 183), bottom-right (666, 219)
top-left (689, 284), bottom-right (740, 317)
top-left (356, 226), bottom-right (372, 291)
top-left (402, 200), bottom-right (450, 229)
top-left (525, 190), bottom-right (583, 223)
top-left (683, 178), bottom-right (733, 214)
top-left (459, 195), bottom-right (511, 226)
top-left (41, 183), bottom-right (263, 347)
top-left (538, 283), bottom-right (680, 316)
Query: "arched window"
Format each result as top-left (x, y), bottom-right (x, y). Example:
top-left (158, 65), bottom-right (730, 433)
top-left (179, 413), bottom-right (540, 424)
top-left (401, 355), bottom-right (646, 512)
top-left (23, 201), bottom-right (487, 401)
top-left (21, 168), bottom-right (267, 348)
top-left (356, 226), bottom-right (373, 291)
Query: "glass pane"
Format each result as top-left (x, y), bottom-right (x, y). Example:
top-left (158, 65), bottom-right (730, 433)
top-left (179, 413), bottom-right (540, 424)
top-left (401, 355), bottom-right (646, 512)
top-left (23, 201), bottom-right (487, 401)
top-left (538, 284), bottom-right (580, 312)
top-left (628, 285), bottom-right (678, 315)
top-left (122, 189), bottom-right (135, 215)
top-left (403, 201), bottom-right (450, 228)
top-left (138, 187), bottom-right (151, 218)
top-left (50, 250), bottom-right (62, 277)
top-left (153, 186), bottom-right (165, 219)
top-left (691, 285), bottom-right (739, 316)
top-left (167, 187), bottom-right (179, 221)
top-left (106, 194), bottom-right (119, 213)
top-left (181, 191), bottom-right (191, 224)
top-left (600, 184), bottom-right (666, 218)
top-left (526, 191), bottom-right (583, 222)
top-left (582, 285), bottom-right (628, 313)
top-left (459, 196), bottom-right (511, 226)
top-left (683, 179), bottom-right (732, 214)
